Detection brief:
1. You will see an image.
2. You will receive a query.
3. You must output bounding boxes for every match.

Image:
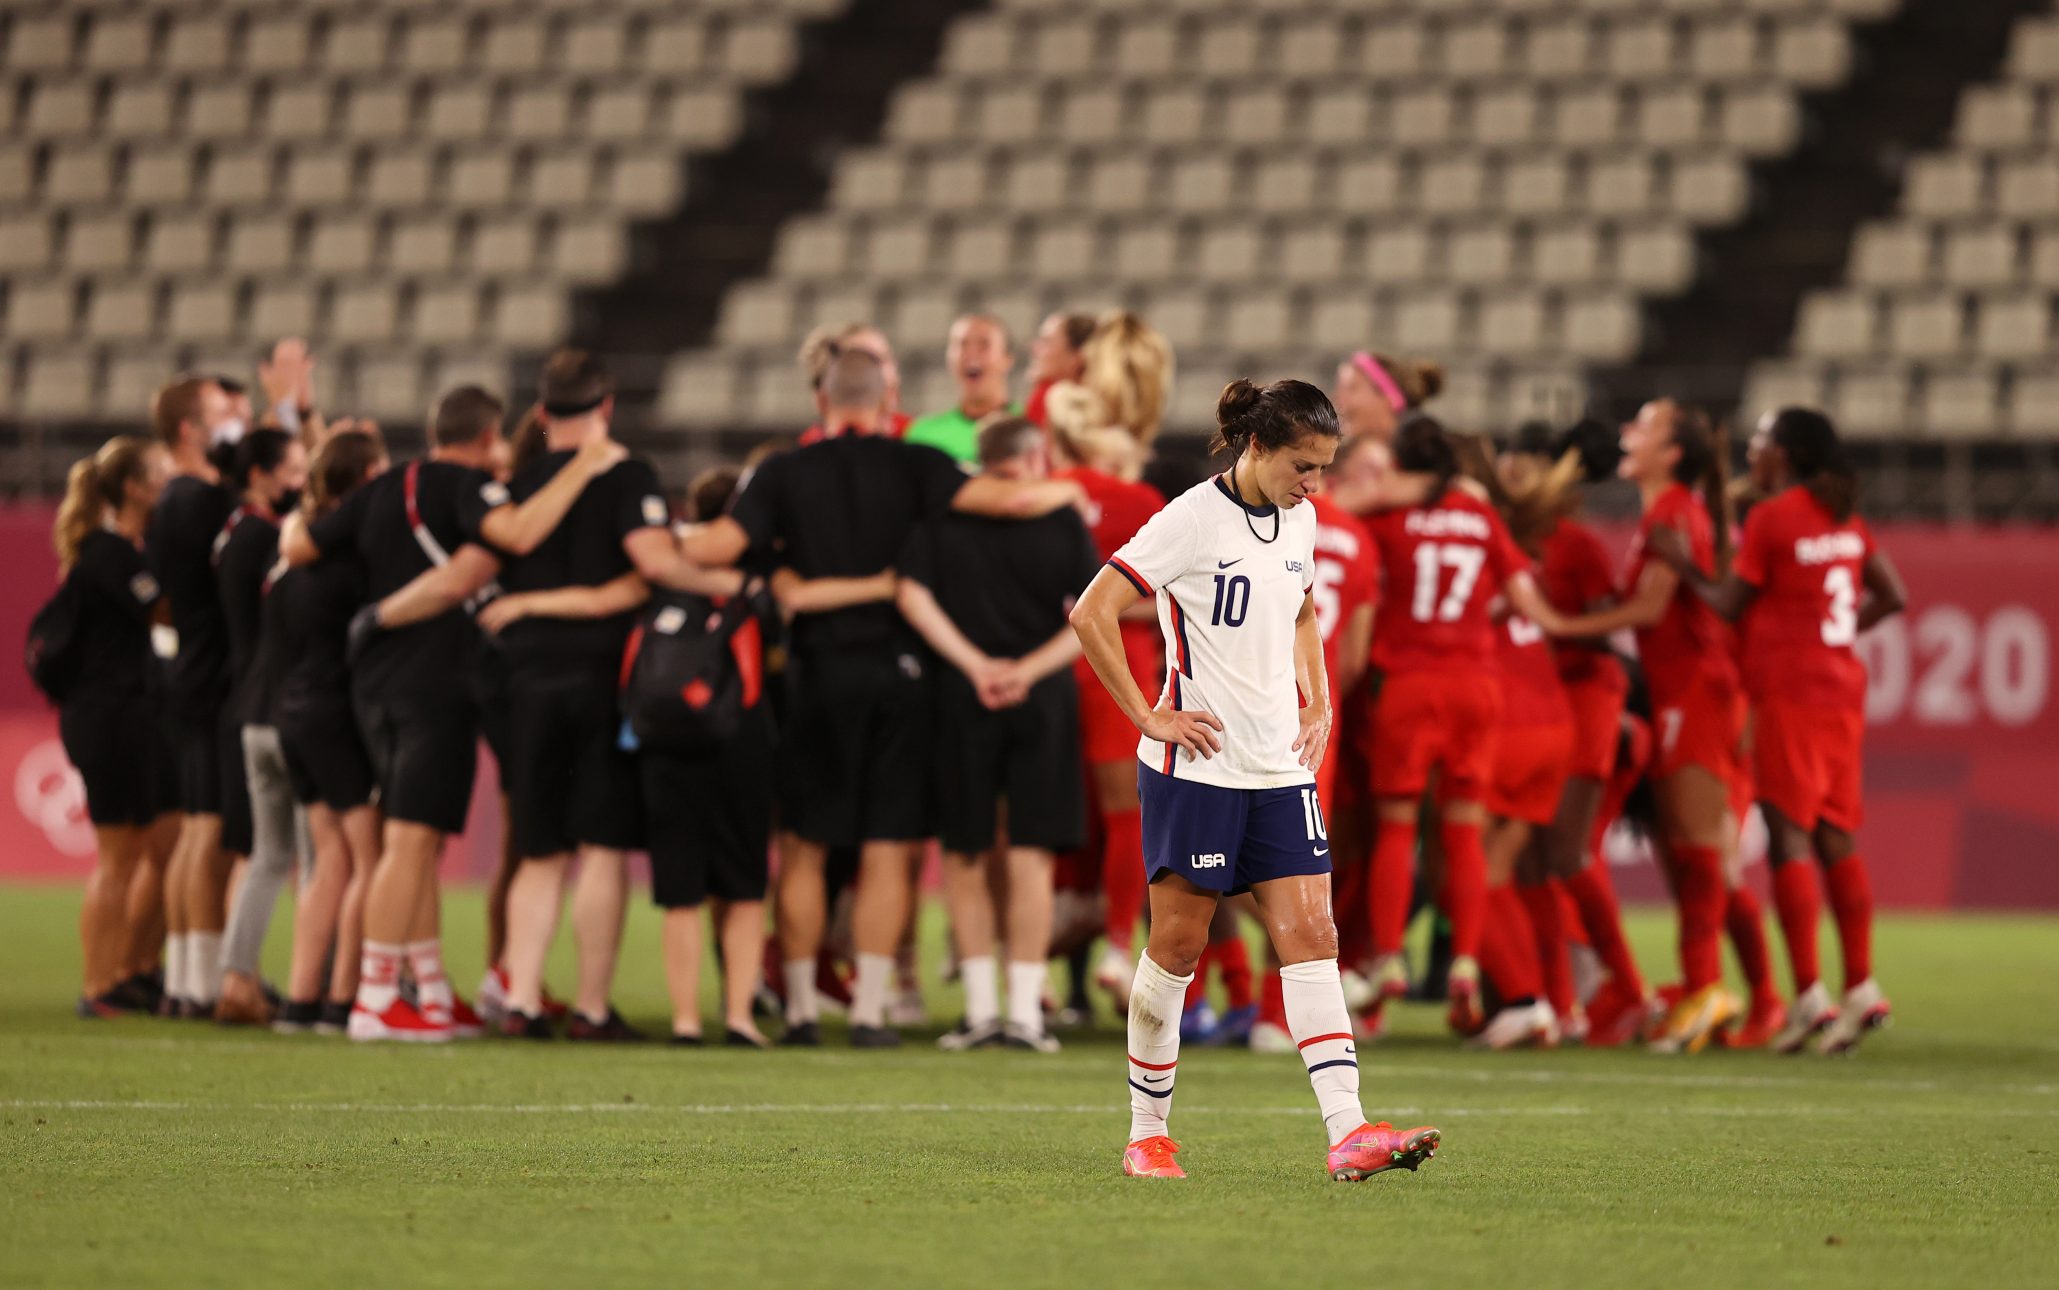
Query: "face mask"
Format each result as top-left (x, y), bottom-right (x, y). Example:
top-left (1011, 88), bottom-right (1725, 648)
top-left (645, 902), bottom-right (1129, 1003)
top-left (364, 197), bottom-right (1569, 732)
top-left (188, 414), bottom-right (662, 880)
top-left (274, 488), bottom-right (303, 516)
top-left (211, 417), bottom-right (247, 448)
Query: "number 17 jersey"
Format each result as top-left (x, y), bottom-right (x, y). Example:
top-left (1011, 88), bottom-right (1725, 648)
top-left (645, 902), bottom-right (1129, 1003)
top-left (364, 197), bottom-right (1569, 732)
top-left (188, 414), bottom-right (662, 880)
top-left (1365, 490), bottom-right (1528, 675)
top-left (1106, 477), bottom-right (1318, 791)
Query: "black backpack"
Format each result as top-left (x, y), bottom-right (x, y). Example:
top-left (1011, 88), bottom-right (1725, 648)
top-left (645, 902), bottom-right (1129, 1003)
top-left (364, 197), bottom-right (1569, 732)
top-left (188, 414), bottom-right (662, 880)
top-left (24, 581), bottom-right (83, 704)
top-left (620, 583), bottom-right (773, 756)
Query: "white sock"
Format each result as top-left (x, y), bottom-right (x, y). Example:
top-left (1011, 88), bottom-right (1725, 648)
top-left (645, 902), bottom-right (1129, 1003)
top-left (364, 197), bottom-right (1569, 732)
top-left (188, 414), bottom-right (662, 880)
top-left (1127, 953), bottom-right (1192, 1144)
top-left (851, 952), bottom-right (894, 1027)
top-left (358, 940), bottom-right (403, 1013)
top-left (782, 960), bottom-right (818, 1026)
top-left (406, 940), bottom-right (453, 1010)
top-left (189, 932), bottom-right (223, 1004)
top-left (1006, 961), bottom-right (1046, 1034)
top-left (961, 956), bottom-right (999, 1028)
top-left (166, 934), bottom-right (188, 1002)
top-left (1281, 958), bottom-right (1366, 1145)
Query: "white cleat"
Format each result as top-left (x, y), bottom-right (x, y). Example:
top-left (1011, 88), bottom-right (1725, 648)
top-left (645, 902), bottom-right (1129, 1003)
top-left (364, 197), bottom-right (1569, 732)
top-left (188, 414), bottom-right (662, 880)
top-left (1249, 1020), bottom-right (1295, 1054)
top-left (1772, 982), bottom-right (1840, 1055)
top-left (1094, 944), bottom-right (1134, 1014)
top-left (888, 987), bottom-right (928, 1027)
top-left (1467, 1001), bottom-right (1560, 1051)
top-left (1818, 979), bottom-right (1891, 1056)
top-left (1569, 944), bottom-right (1606, 1009)
top-left (474, 967), bottom-right (509, 1028)
top-left (936, 1018), bottom-right (1004, 1052)
top-left (1002, 1021), bottom-right (1063, 1054)
top-left (1340, 967), bottom-right (1376, 1011)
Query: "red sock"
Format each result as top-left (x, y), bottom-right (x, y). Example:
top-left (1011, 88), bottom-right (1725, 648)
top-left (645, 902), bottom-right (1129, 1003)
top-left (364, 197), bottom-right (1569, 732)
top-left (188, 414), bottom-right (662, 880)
top-left (1480, 884), bottom-right (1542, 1002)
top-left (1101, 806), bottom-right (1144, 950)
top-left (1771, 861), bottom-right (1823, 991)
top-left (1258, 967), bottom-right (1288, 1029)
top-left (1216, 937), bottom-right (1254, 1009)
top-left (1370, 819), bottom-right (1417, 956)
top-left (1726, 885), bottom-right (1778, 1007)
top-left (1822, 855), bottom-right (1874, 989)
top-left (1556, 880), bottom-right (1590, 949)
top-left (1184, 944), bottom-right (1215, 1011)
top-left (1672, 844), bottom-right (1726, 991)
top-left (1334, 859), bottom-right (1372, 968)
top-left (1438, 820), bottom-right (1488, 962)
top-left (1565, 863), bottom-right (1645, 997)
top-left (1518, 882), bottom-right (1573, 1016)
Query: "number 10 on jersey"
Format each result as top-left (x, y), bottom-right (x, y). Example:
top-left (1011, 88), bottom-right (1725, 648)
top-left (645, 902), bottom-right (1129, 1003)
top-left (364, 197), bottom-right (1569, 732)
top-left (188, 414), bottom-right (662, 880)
top-left (1211, 573), bottom-right (1251, 627)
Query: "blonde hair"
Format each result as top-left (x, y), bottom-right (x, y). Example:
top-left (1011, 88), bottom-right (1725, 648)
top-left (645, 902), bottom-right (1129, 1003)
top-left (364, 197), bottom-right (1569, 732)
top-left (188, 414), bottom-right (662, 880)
top-left (54, 436), bottom-right (157, 574)
top-left (1353, 352), bottom-right (1446, 411)
top-left (1081, 310), bottom-right (1173, 452)
top-left (1043, 381), bottom-right (1140, 478)
top-left (797, 321), bottom-right (883, 390)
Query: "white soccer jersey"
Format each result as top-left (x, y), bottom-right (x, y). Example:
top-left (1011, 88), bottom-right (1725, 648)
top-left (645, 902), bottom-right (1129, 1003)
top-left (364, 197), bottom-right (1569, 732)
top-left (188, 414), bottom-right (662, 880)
top-left (1107, 476), bottom-right (1319, 790)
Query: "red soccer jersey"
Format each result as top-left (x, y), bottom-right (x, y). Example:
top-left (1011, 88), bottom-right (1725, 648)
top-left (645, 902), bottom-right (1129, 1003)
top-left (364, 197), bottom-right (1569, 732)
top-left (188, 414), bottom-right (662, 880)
top-left (1733, 486), bottom-right (1876, 709)
top-left (1496, 613), bottom-right (1573, 728)
top-left (1055, 465), bottom-right (1164, 561)
top-left (1366, 490), bottom-right (1528, 674)
top-left (1625, 483), bottom-right (1739, 702)
top-left (1539, 517), bottom-right (1626, 693)
top-left (1309, 494), bottom-right (1379, 683)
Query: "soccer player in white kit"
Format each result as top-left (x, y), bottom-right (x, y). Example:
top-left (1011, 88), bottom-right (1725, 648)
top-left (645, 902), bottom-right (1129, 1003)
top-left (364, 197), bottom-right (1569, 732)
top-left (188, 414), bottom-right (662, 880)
top-left (1070, 379), bottom-right (1441, 1182)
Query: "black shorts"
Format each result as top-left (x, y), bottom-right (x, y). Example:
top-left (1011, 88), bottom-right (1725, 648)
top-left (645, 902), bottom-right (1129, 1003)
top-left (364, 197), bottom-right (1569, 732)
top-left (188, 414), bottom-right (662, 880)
top-left (472, 643), bottom-right (513, 785)
top-left (505, 670), bottom-right (641, 859)
top-left (642, 710), bottom-right (773, 908)
top-left (777, 651), bottom-right (933, 847)
top-left (933, 671), bottom-right (1086, 856)
top-left (165, 705), bottom-right (222, 816)
top-left (277, 701), bottom-right (376, 813)
top-left (61, 697), bottom-right (171, 828)
top-left (218, 708), bottom-right (255, 855)
top-left (354, 690), bottom-right (478, 836)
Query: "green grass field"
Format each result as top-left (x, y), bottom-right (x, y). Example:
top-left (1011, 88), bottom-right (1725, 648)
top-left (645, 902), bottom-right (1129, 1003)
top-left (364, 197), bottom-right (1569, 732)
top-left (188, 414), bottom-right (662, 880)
top-left (2, 884), bottom-right (2055, 1289)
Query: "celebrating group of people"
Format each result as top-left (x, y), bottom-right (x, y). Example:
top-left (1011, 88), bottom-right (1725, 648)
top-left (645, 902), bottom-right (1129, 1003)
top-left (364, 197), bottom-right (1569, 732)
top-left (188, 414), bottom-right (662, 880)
top-left (37, 307), bottom-right (1903, 1091)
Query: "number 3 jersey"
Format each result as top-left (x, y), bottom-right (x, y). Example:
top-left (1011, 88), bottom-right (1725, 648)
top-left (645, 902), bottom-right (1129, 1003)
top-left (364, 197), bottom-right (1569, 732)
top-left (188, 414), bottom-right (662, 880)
top-left (1106, 476), bottom-right (1319, 790)
top-left (1733, 485), bottom-right (1876, 710)
top-left (1364, 489), bottom-right (1528, 676)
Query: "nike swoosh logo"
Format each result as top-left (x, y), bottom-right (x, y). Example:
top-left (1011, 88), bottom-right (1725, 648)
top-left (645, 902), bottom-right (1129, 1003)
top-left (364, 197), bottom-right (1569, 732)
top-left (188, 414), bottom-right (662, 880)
top-left (1344, 1045), bottom-right (1357, 1057)
top-left (1313, 848), bottom-right (1329, 856)
top-left (1139, 1073), bottom-right (1170, 1085)
top-left (1217, 559), bottom-right (1242, 568)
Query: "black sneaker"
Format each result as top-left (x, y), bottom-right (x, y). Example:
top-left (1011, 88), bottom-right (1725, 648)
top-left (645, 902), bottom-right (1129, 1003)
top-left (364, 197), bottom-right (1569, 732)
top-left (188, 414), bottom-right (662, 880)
top-left (107, 976), bottom-right (156, 1013)
top-left (725, 1027), bottom-right (771, 1049)
top-left (77, 993), bottom-right (125, 1019)
top-left (668, 1032), bottom-right (704, 1047)
top-left (778, 1021), bottom-right (821, 1047)
top-left (315, 1000), bottom-right (351, 1034)
top-left (566, 1007), bottom-right (644, 1043)
top-left (502, 1009), bottom-right (554, 1040)
top-left (154, 994), bottom-right (187, 1019)
top-left (272, 1000), bottom-right (322, 1033)
top-left (849, 1024), bottom-right (902, 1050)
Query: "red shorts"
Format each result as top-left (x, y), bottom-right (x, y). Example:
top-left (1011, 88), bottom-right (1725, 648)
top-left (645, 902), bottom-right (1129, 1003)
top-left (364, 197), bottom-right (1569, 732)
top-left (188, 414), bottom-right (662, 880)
top-left (1320, 683), bottom-right (1377, 814)
top-left (1076, 624), bottom-right (1162, 766)
top-left (1753, 696), bottom-right (1864, 833)
top-left (1488, 722), bottom-right (1576, 826)
top-left (1563, 677), bottom-right (1626, 782)
top-left (1650, 677), bottom-right (1747, 786)
top-left (1370, 671), bottom-right (1503, 803)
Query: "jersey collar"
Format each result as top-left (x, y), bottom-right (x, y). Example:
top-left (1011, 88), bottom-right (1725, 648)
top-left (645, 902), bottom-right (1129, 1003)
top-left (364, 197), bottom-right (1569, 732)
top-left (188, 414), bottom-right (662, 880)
top-left (1214, 474), bottom-right (1277, 518)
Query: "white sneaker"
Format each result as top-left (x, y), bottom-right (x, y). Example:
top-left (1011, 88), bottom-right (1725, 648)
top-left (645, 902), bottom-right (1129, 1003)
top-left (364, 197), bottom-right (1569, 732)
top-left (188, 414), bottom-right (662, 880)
top-left (1818, 979), bottom-right (1891, 1056)
top-left (888, 987), bottom-right (928, 1027)
top-left (1340, 967), bottom-right (1376, 1011)
top-left (1094, 944), bottom-right (1134, 1014)
top-left (1249, 1020), bottom-right (1295, 1054)
top-left (1002, 1021), bottom-right (1062, 1054)
top-left (1773, 982), bottom-right (1839, 1055)
top-left (1467, 1000), bottom-right (1560, 1051)
top-left (475, 967), bottom-right (509, 1027)
top-left (1569, 944), bottom-right (1606, 1008)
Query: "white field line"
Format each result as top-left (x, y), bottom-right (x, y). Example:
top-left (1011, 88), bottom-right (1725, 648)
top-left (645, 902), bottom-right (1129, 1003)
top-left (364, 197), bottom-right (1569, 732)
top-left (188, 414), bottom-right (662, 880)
top-left (6, 1098), bottom-right (2059, 1119)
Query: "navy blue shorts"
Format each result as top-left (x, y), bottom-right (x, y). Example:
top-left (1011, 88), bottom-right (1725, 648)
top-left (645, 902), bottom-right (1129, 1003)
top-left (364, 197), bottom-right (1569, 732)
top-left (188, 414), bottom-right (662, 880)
top-left (1137, 763), bottom-right (1330, 896)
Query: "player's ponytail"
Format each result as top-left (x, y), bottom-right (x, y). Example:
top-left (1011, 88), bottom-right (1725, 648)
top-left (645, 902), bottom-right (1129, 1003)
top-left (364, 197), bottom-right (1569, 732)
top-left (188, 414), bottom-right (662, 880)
top-left (1393, 414), bottom-right (1461, 503)
top-left (304, 429), bottom-right (384, 520)
top-left (1211, 378), bottom-right (1340, 458)
top-left (1769, 406), bottom-right (1857, 523)
top-left (1349, 351), bottom-right (1445, 413)
top-left (53, 435), bottom-right (156, 575)
top-left (1664, 403), bottom-right (1733, 574)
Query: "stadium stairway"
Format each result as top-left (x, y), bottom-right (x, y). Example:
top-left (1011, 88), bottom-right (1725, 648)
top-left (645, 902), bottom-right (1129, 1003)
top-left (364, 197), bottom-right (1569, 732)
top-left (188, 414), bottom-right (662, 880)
top-left (558, 0), bottom-right (979, 434)
top-left (1592, 0), bottom-right (2048, 419)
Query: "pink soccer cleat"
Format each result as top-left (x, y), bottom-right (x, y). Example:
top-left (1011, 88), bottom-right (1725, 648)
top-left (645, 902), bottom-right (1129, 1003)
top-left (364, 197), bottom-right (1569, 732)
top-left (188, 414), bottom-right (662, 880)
top-left (1122, 1136), bottom-right (1186, 1179)
top-left (1328, 1121), bottom-right (1442, 1182)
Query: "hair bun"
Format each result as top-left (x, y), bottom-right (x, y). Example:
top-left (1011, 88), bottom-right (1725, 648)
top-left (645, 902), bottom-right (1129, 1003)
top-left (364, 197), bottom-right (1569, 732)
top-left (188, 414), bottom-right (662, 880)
top-left (1215, 378), bottom-right (1263, 431)
top-left (1410, 360), bottom-right (1446, 402)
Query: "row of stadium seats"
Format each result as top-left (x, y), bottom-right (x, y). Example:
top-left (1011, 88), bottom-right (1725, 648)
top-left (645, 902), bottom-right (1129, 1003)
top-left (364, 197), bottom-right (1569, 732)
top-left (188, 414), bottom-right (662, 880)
top-left (989, 0), bottom-right (1892, 14)
top-left (0, 76), bottom-right (756, 145)
top-left (941, 10), bottom-right (1856, 84)
top-left (769, 215), bottom-right (1696, 289)
top-left (1, 141), bottom-right (693, 213)
top-left (0, 8), bottom-right (809, 79)
top-left (0, 210), bottom-right (625, 280)
top-left (1748, 5), bottom-right (2059, 437)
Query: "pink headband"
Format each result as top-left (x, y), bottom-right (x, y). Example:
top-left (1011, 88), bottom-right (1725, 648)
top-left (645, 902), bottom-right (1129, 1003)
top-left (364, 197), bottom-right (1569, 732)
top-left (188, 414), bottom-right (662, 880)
top-left (1352, 352), bottom-right (1408, 414)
